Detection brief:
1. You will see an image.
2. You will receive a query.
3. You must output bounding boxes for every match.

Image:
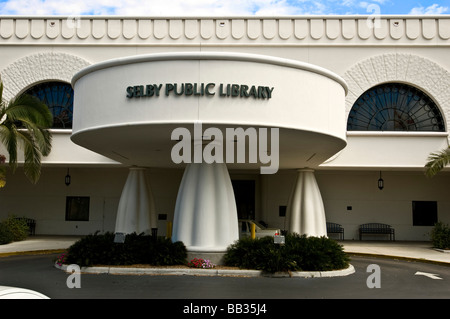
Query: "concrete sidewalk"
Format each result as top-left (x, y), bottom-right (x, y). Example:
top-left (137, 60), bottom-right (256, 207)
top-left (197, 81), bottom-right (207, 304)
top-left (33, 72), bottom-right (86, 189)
top-left (0, 235), bottom-right (449, 265)
top-left (342, 240), bottom-right (450, 265)
top-left (0, 236), bottom-right (80, 255)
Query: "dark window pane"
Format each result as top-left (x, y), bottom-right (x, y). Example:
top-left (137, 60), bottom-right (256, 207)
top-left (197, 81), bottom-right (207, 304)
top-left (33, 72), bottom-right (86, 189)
top-left (412, 201), bottom-right (438, 226)
top-left (65, 196), bottom-right (90, 221)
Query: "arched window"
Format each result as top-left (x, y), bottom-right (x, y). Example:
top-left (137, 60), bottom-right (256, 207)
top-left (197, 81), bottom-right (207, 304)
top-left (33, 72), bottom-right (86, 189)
top-left (25, 81), bottom-right (74, 129)
top-left (347, 83), bottom-right (445, 132)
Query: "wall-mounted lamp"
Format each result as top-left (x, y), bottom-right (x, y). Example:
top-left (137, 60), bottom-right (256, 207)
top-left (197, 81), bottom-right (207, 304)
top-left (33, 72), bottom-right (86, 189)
top-left (65, 168), bottom-right (71, 186)
top-left (378, 171), bottom-right (384, 190)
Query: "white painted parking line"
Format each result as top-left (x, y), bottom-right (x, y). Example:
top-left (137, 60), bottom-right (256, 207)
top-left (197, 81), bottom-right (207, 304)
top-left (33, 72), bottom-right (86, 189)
top-left (414, 271), bottom-right (442, 280)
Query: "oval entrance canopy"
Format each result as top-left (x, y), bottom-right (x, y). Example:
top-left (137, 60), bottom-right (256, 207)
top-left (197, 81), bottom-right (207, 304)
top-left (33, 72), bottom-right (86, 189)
top-left (71, 52), bottom-right (348, 172)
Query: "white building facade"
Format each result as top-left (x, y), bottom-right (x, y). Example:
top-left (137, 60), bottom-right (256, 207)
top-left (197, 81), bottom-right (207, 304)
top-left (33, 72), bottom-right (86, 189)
top-left (0, 15), bottom-right (449, 245)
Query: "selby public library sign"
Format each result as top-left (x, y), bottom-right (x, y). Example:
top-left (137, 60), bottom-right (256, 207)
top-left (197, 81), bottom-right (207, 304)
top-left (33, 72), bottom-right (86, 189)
top-left (126, 82), bottom-right (275, 99)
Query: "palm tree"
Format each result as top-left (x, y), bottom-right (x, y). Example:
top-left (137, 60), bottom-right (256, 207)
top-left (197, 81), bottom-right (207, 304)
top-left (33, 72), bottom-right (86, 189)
top-left (0, 79), bottom-right (53, 186)
top-left (425, 147), bottom-right (450, 178)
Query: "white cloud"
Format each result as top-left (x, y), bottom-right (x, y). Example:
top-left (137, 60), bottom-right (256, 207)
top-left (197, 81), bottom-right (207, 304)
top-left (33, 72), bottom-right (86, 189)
top-left (0, 0), bottom-right (105, 15)
top-left (1, 0), bottom-right (449, 16)
top-left (409, 3), bottom-right (449, 15)
top-left (0, 0), bottom-right (303, 15)
top-left (358, 1), bottom-right (370, 9)
top-left (0, 0), bottom-right (348, 16)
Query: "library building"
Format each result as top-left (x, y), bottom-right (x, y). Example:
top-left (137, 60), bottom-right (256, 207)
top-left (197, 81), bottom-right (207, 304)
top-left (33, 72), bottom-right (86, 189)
top-left (0, 15), bottom-right (449, 256)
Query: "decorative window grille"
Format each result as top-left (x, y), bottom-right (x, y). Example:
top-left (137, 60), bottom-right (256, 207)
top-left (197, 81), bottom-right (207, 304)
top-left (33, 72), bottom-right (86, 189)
top-left (25, 81), bottom-right (74, 129)
top-left (347, 83), bottom-right (445, 132)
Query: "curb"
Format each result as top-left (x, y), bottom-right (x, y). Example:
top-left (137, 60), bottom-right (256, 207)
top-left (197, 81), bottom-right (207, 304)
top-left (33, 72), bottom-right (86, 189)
top-left (293, 264), bottom-right (355, 278)
top-left (0, 249), bottom-right (66, 258)
top-left (55, 263), bottom-right (355, 278)
top-left (264, 264), bottom-right (355, 278)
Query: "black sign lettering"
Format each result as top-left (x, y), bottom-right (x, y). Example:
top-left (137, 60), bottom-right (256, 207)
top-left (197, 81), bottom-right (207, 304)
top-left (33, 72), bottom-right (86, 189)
top-left (127, 83), bottom-right (274, 100)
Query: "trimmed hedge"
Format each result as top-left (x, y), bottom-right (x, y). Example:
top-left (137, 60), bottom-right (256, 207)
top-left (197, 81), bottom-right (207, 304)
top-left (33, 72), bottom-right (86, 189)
top-left (0, 216), bottom-right (29, 245)
top-left (224, 234), bottom-right (350, 273)
top-left (64, 232), bottom-right (350, 272)
top-left (65, 232), bottom-right (187, 267)
top-left (430, 222), bottom-right (450, 250)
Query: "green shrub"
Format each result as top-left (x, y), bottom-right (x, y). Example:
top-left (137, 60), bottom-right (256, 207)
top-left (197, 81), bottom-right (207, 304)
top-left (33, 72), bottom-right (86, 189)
top-left (0, 216), bottom-right (29, 245)
top-left (65, 231), bottom-right (187, 267)
top-left (224, 233), bottom-right (350, 273)
top-left (0, 222), bottom-right (14, 244)
top-left (430, 222), bottom-right (450, 249)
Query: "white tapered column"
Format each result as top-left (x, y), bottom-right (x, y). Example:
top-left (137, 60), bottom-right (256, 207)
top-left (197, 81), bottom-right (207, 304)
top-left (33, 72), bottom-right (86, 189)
top-left (115, 167), bottom-right (157, 235)
top-left (172, 161), bottom-right (238, 252)
top-left (286, 169), bottom-right (327, 237)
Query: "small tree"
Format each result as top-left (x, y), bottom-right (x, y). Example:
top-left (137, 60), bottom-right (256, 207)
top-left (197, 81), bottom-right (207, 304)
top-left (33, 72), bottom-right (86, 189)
top-left (0, 79), bottom-right (53, 186)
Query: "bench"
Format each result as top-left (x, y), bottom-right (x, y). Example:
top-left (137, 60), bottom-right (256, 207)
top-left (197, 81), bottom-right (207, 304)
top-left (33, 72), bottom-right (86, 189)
top-left (326, 222), bottom-right (344, 240)
top-left (359, 223), bottom-right (395, 241)
top-left (14, 217), bottom-right (36, 235)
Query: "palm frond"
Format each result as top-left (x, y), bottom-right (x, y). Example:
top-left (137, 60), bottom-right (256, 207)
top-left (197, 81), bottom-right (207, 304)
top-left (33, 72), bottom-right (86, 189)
top-left (0, 122), bottom-right (18, 171)
top-left (7, 94), bottom-right (53, 128)
top-left (424, 147), bottom-right (450, 178)
top-left (0, 79), bottom-right (53, 184)
top-left (17, 129), bottom-right (42, 183)
top-left (35, 127), bottom-right (52, 157)
top-left (0, 80), bottom-right (3, 105)
top-left (0, 154), bottom-right (6, 188)
top-left (19, 121), bottom-right (52, 157)
top-left (0, 81), bottom-right (6, 118)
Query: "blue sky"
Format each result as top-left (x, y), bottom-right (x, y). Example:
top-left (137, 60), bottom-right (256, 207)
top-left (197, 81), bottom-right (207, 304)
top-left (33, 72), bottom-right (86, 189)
top-left (0, 0), bottom-right (449, 16)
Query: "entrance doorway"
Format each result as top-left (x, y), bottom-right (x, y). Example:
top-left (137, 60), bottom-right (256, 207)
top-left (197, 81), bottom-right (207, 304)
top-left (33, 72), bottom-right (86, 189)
top-left (231, 180), bottom-right (255, 220)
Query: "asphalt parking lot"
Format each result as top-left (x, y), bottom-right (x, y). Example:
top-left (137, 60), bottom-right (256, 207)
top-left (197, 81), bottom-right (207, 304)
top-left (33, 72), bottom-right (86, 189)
top-left (0, 253), bottom-right (449, 301)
